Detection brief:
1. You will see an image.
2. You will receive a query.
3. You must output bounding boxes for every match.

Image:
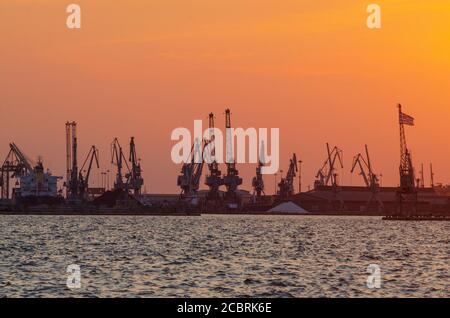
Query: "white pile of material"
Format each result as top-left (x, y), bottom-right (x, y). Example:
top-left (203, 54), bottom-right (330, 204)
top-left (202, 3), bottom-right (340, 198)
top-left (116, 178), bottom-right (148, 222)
top-left (268, 201), bottom-right (309, 214)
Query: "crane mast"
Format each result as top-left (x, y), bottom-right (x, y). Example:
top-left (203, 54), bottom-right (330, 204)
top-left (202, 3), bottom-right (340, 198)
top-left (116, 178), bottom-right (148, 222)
top-left (398, 105), bottom-right (415, 191)
top-left (66, 121), bottom-right (79, 200)
top-left (397, 104), bottom-right (417, 214)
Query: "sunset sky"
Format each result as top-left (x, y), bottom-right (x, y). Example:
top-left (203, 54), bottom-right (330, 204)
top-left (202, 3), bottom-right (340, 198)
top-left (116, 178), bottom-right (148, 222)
top-left (1, 0), bottom-right (450, 193)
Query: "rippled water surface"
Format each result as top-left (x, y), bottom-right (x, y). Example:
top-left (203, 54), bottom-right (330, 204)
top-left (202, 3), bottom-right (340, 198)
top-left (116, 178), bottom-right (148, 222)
top-left (0, 215), bottom-right (448, 297)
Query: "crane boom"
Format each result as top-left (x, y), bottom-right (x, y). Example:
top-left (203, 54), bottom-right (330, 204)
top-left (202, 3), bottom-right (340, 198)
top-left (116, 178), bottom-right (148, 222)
top-left (9, 143), bottom-right (33, 172)
top-left (1, 143), bottom-right (34, 199)
top-left (315, 143), bottom-right (343, 188)
top-left (351, 145), bottom-right (384, 212)
top-left (79, 145), bottom-right (100, 197)
top-left (351, 145), bottom-right (379, 188)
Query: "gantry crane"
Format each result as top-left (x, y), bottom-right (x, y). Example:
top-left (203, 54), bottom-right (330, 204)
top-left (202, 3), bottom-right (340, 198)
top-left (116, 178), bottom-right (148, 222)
top-left (204, 113), bottom-right (223, 202)
top-left (351, 145), bottom-right (384, 211)
top-left (315, 143), bottom-right (345, 211)
top-left (314, 143), bottom-right (344, 188)
top-left (396, 104), bottom-right (417, 215)
top-left (0, 143), bottom-right (33, 199)
top-left (78, 145), bottom-right (100, 199)
top-left (111, 138), bottom-right (131, 192)
top-left (110, 137), bottom-right (144, 197)
top-left (66, 122), bottom-right (102, 201)
top-left (128, 137), bottom-right (144, 196)
top-left (277, 153), bottom-right (298, 199)
top-left (222, 109), bottom-right (242, 205)
top-left (177, 138), bottom-right (205, 203)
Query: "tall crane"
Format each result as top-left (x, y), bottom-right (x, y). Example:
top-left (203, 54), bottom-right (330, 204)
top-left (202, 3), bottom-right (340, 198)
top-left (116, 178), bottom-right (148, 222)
top-left (314, 143), bottom-right (344, 188)
top-left (252, 140), bottom-right (266, 199)
top-left (177, 139), bottom-right (205, 202)
top-left (204, 113), bottom-right (223, 202)
top-left (315, 143), bottom-right (345, 211)
top-left (111, 138), bottom-right (131, 192)
top-left (66, 122), bottom-right (79, 199)
top-left (278, 153), bottom-right (298, 199)
top-left (351, 145), bottom-right (378, 188)
top-left (351, 145), bottom-right (384, 211)
top-left (397, 104), bottom-right (417, 214)
top-left (78, 145), bottom-right (100, 199)
top-left (222, 109), bottom-right (242, 204)
top-left (128, 137), bottom-right (144, 196)
top-left (1, 143), bottom-right (33, 199)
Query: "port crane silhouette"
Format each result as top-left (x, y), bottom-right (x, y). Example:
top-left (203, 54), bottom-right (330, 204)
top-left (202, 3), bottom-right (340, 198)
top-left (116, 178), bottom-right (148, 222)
top-left (277, 153), bottom-right (298, 199)
top-left (66, 122), bottom-right (102, 201)
top-left (0, 143), bottom-right (34, 199)
top-left (78, 145), bottom-right (100, 199)
top-left (177, 138), bottom-right (205, 203)
top-left (351, 144), bottom-right (384, 212)
top-left (222, 109), bottom-right (242, 206)
top-left (315, 143), bottom-right (344, 188)
top-left (204, 113), bottom-right (223, 203)
top-left (128, 137), bottom-right (144, 196)
top-left (110, 137), bottom-right (144, 196)
top-left (252, 140), bottom-right (266, 199)
top-left (111, 138), bottom-right (130, 192)
top-left (66, 121), bottom-right (80, 200)
top-left (315, 143), bottom-right (345, 211)
top-left (396, 104), bottom-right (417, 215)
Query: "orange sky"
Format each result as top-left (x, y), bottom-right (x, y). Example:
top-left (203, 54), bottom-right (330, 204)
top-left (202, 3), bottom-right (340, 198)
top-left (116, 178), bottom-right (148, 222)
top-left (1, 0), bottom-right (450, 193)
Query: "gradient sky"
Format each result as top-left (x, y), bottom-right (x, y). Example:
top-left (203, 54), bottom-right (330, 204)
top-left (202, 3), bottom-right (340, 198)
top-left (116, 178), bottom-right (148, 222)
top-left (1, 0), bottom-right (450, 193)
